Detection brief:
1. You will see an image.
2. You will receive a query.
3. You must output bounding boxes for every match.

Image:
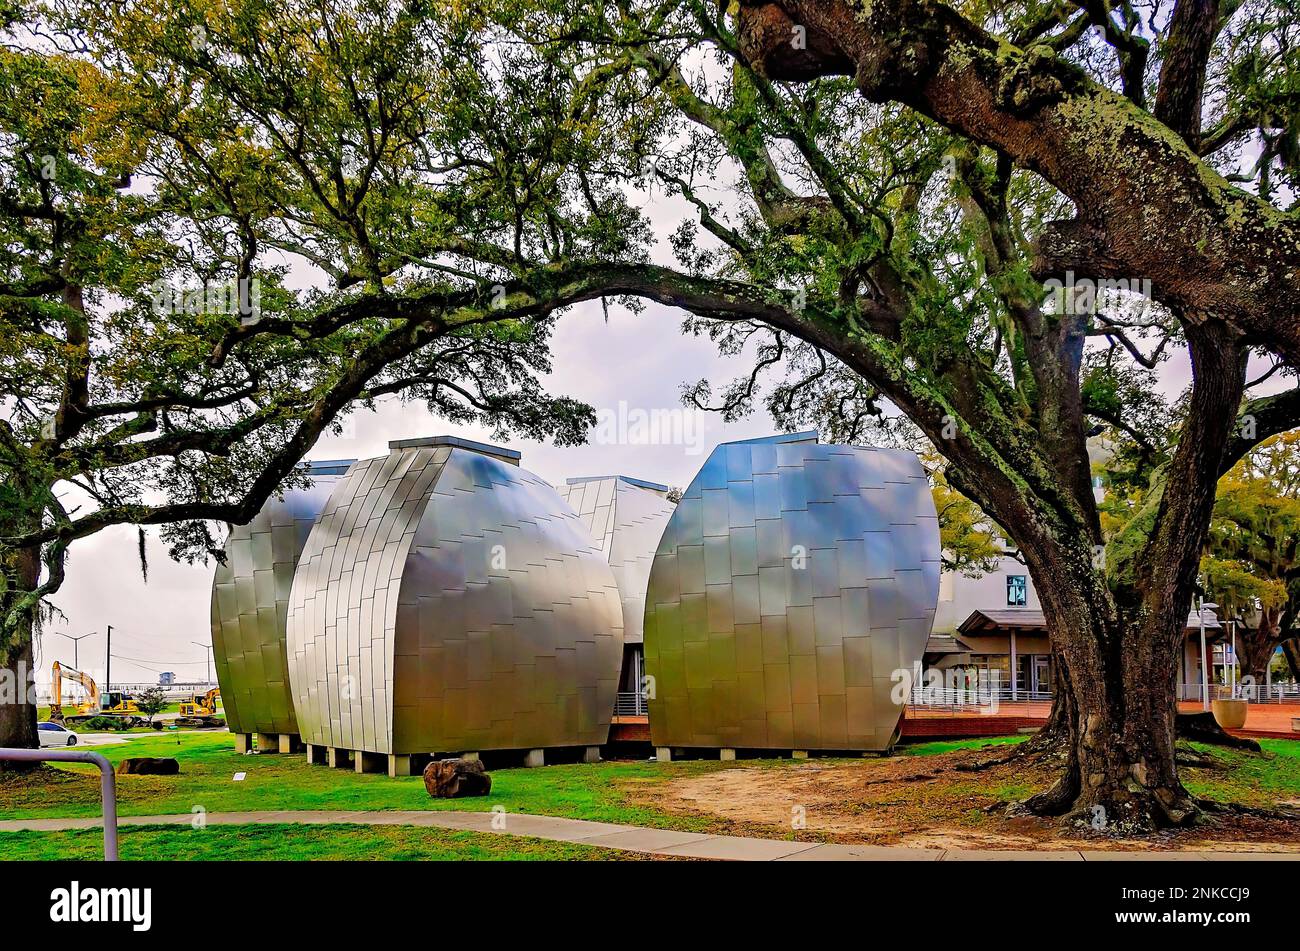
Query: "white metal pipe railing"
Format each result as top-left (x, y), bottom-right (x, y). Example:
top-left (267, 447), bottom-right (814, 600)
top-left (0, 746), bottom-right (118, 860)
top-left (1176, 682), bottom-right (1300, 703)
top-left (614, 691), bottom-right (648, 716)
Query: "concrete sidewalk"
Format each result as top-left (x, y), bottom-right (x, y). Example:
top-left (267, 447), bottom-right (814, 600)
top-left (1, 809), bottom-right (1297, 860)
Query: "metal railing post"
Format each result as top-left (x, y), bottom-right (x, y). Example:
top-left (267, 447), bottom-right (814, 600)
top-left (0, 747), bottom-right (118, 860)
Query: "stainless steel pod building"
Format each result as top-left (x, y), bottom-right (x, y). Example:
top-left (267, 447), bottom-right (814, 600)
top-left (286, 436), bottom-right (625, 760)
top-left (210, 459), bottom-right (355, 742)
top-left (556, 476), bottom-right (677, 711)
top-left (643, 432), bottom-right (940, 753)
top-left (555, 475), bottom-right (676, 644)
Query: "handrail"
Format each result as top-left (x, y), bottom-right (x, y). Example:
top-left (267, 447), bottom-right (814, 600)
top-left (614, 691), bottom-right (647, 717)
top-left (0, 747), bottom-right (118, 860)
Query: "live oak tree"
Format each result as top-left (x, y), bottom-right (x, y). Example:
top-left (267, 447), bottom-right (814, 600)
top-left (483, 0), bottom-right (1300, 829)
top-left (0, 0), bottom-right (607, 752)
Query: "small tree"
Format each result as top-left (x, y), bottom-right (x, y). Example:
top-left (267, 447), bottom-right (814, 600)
top-left (134, 686), bottom-right (169, 727)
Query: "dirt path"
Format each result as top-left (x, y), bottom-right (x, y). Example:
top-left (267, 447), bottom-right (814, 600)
top-left (626, 746), bottom-right (1300, 852)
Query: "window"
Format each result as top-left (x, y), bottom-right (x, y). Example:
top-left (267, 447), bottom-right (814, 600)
top-left (1007, 575), bottom-right (1028, 606)
top-left (38, 723), bottom-right (60, 731)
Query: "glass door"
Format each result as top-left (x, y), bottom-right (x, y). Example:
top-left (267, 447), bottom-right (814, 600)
top-left (1031, 656), bottom-right (1051, 697)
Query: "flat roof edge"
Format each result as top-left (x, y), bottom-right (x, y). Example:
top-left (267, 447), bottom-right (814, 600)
top-left (302, 459), bottom-right (356, 473)
top-left (723, 430), bottom-right (820, 447)
top-left (388, 435), bottom-right (522, 461)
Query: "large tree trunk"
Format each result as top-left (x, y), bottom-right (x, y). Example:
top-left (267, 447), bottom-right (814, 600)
top-left (0, 545), bottom-right (41, 759)
top-left (1235, 612), bottom-right (1280, 689)
top-left (0, 638), bottom-right (39, 756)
top-left (1024, 573), bottom-right (1197, 830)
top-left (1282, 637), bottom-right (1300, 682)
top-left (1022, 323), bottom-right (1242, 830)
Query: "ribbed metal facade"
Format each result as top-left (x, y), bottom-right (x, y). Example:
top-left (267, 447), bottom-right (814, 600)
top-left (285, 437), bottom-right (625, 755)
top-left (554, 476), bottom-right (675, 645)
top-left (644, 433), bottom-right (940, 752)
top-left (210, 460), bottom-right (354, 736)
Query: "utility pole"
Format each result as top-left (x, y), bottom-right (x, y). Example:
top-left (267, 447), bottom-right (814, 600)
top-left (105, 624), bottom-right (112, 692)
top-left (57, 632), bottom-right (93, 670)
top-left (192, 641), bottom-right (212, 687)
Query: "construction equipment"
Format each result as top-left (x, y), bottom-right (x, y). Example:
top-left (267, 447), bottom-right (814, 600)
top-left (177, 688), bottom-right (224, 728)
top-left (50, 661), bottom-right (97, 722)
top-left (101, 690), bottom-right (141, 717)
top-left (50, 662), bottom-right (141, 727)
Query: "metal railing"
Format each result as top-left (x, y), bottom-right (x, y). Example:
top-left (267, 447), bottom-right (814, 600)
top-left (614, 691), bottom-right (648, 717)
top-left (0, 746), bottom-right (118, 860)
top-left (1177, 682), bottom-right (1300, 703)
top-left (908, 681), bottom-right (1053, 709)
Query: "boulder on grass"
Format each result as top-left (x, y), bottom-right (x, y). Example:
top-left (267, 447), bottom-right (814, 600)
top-left (422, 758), bottom-right (491, 798)
top-left (116, 757), bottom-right (180, 776)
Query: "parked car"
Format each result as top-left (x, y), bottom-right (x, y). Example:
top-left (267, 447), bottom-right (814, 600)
top-left (37, 722), bottom-right (78, 747)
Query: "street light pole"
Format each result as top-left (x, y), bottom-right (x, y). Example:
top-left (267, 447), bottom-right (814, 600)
top-left (57, 632), bottom-right (93, 670)
top-left (192, 641), bottom-right (212, 687)
top-left (105, 624), bottom-right (112, 692)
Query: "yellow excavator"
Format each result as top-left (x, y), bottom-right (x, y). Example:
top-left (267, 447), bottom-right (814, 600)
top-left (49, 661), bottom-right (97, 722)
top-left (177, 688), bottom-right (223, 728)
top-left (50, 662), bottom-right (142, 726)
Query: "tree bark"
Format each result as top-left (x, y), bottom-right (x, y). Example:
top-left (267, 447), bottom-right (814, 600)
top-left (0, 544), bottom-right (41, 760)
top-left (735, 1), bottom-right (1300, 360)
top-left (1231, 608), bottom-right (1282, 690)
top-left (1236, 627), bottom-right (1278, 690)
top-left (1282, 637), bottom-right (1300, 682)
top-left (1023, 563), bottom-right (1198, 830)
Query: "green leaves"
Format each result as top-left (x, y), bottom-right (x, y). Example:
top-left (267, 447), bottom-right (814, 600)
top-left (0, 0), bottom-right (616, 642)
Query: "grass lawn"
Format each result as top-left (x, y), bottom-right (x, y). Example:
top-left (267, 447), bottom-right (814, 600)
top-left (1185, 738), bottom-right (1300, 808)
top-left (899, 736), bottom-right (1027, 757)
top-left (0, 824), bottom-right (645, 860)
top-left (0, 732), bottom-right (735, 828)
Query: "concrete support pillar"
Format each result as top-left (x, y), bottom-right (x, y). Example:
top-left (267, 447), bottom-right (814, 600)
top-left (460, 752), bottom-right (480, 763)
top-left (792, 750), bottom-right (809, 759)
top-left (355, 751), bottom-right (385, 774)
top-left (305, 744), bottom-right (327, 766)
top-left (233, 733), bottom-right (251, 755)
top-left (277, 733), bottom-right (298, 755)
top-left (583, 746), bottom-right (602, 764)
top-left (327, 747), bottom-right (349, 769)
top-left (655, 747), bottom-right (672, 762)
top-left (720, 748), bottom-right (736, 761)
top-left (255, 732), bottom-right (278, 753)
top-left (523, 748), bottom-right (545, 768)
top-left (387, 754), bottom-right (412, 778)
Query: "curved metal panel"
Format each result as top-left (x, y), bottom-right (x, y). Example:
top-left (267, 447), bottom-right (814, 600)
top-left (286, 444), bottom-right (625, 755)
top-left (555, 476), bottom-right (675, 644)
top-left (644, 435), bottom-right (940, 751)
top-left (210, 463), bottom-right (352, 735)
